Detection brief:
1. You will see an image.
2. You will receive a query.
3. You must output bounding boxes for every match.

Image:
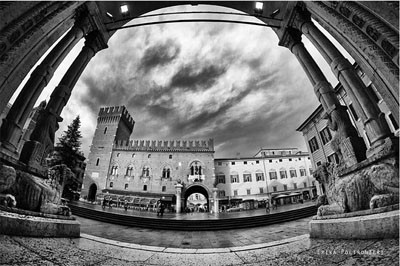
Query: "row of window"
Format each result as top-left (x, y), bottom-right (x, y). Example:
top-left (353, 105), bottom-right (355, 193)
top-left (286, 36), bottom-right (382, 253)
top-left (221, 181), bottom-right (316, 197)
top-left (217, 157), bottom-right (310, 166)
top-left (216, 168), bottom-right (312, 184)
top-left (109, 182), bottom-right (168, 192)
top-left (109, 166), bottom-right (172, 178)
top-left (308, 127), bottom-right (333, 153)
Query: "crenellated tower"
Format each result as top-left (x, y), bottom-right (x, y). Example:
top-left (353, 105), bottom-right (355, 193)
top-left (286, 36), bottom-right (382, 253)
top-left (82, 106), bottom-right (135, 200)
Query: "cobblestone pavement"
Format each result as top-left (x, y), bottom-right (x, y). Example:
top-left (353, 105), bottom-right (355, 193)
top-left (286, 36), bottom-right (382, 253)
top-left (0, 234), bottom-right (398, 265)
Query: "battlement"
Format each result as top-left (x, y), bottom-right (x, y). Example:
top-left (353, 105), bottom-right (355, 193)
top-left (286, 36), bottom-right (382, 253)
top-left (113, 138), bottom-right (215, 153)
top-left (97, 106), bottom-right (135, 129)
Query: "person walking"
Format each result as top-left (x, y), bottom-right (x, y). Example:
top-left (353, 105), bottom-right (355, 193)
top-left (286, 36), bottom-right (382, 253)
top-left (265, 199), bottom-right (270, 213)
top-left (156, 201), bottom-right (161, 216)
top-left (102, 198), bottom-right (106, 210)
top-left (124, 199), bottom-right (128, 211)
top-left (160, 202), bottom-right (165, 217)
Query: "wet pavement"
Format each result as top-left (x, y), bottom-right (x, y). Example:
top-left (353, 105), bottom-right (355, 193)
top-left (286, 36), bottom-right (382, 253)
top-left (76, 215), bottom-right (313, 248)
top-left (73, 200), bottom-right (315, 220)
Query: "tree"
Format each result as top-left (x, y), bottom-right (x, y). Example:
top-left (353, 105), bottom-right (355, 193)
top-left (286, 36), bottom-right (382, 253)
top-left (56, 116), bottom-right (82, 169)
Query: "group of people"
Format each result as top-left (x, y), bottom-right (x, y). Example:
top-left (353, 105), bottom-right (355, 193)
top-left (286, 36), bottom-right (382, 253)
top-left (102, 197), bottom-right (166, 217)
top-left (265, 199), bottom-right (278, 213)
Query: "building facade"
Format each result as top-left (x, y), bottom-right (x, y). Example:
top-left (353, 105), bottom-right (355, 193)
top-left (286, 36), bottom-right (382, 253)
top-left (297, 64), bottom-right (399, 170)
top-left (83, 107), bottom-right (318, 213)
top-left (214, 148), bottom-right (317, 210)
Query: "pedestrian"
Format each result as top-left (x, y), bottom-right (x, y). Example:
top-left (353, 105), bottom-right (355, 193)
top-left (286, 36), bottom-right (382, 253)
top-left (272, 200), bottom-right (277, 210)
top-left (156, 201), bottom-right (161, 216)
top-left (265, 199), bottom-right (270, 213)
top-left (102, 198), bottom-right (106, 210)
top-left (109, 198), bottom-right (113, 209)
top-left (160, 202), bottom-right (165, 217)
top-left (124, 199), bottom-right (128, 211)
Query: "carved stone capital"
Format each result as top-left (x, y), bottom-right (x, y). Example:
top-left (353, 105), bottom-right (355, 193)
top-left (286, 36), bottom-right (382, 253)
top-left (278, 27), bottom-right (302, 52)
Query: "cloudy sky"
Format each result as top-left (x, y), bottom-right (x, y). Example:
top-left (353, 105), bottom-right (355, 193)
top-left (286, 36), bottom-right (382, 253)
top-left (18, 4), bottom-right (348, 159)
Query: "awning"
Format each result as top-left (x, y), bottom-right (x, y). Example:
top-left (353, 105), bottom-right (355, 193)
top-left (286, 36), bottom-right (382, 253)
top-left (140, 198), bottom-right (150, 206)
top-left (160, 196), bottom-right (173, 202)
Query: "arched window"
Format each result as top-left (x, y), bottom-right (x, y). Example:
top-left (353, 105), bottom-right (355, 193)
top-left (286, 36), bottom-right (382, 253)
top-left (104, 127), bottom-right (108, 134)
top-left (169, 154), bottom-right (172, 159)
top-left (110, 166), bottom-right (118, 175)
top-left (190, 161), bottom-right (202, 175)
top-left (124, 184), bottom-right (128, 189)
top-left (148, 154), bottom-right (151, 158)
top-left (162, 167), bottom-right (171, 178)
top-left (109, 182), bottom-right (113, 188)
top-left (96, 158), bottom-right (100, 166)
top-left (132, 153), bottom-right (135, 158)
top-left (126, 166), bottom-right (133, 176)
top-left (142, 166), bottom-right (150, 177)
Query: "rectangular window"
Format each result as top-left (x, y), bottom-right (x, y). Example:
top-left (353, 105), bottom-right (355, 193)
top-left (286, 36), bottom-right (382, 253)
top-left (162, 186), bottom-right (166, 192)
top-left (143, 185), bottom-right (147, 191)
top-left (244, 161), bottom-right (247, 164)
top-left (279, 159), bottom-right (283, 162)
top-left (217, 175), bottom-right (226, 184)
top-left (269, 172), bottom-right (277, 180)
top-left (308, 137), bottom-right (319, 153)
top-left (348, 103), bottom-right (359, 120)
top-left (218, 162), bottom-right (222, 166)
top-left (231, 162), bottom-right (235, 165)
top-left (259, 187), bottom-right (264, 194)
top-left (309, 168), bottom-right (313, 175)
top-left (320, 127), bottom-right (332, 145)
top-left (246, 189), bottom-right (251, 195)
top-left (256, 160), bottom-right (259, 164)
top-left (316, 161), bottom-right (322, 166)
top-left (230, 175), bottom-right (239, 183)
top-left (124, 184), bottom-right (128, 189)
top-left (218, 190), bottom-right (225, 197)
top-left (293, 183), bottom-right (297, 189)
top-left (289, 158), bottom-right (292, 161)
top-left (283, 184), bottom-right (287, 191)
top-left (273, 186), bottom-right (277, 192)
top-left (243, 174), bottom-right (252, 182)
top-left (327, 153), bottom-right (339, 164)
top-left (256, 173), bottom-right (264, 181)
top-left (269, 159), bottom-right (273, 163)
top-left (303, 182), bottom-right (307, 188)
top-left (289, 169), bottom-right (297, 178)
top-left (300, 168), bottom-right (307, 176)
top-left (233, 190), bottom-right (238, 196)
top-left (279, 170), bottom-right (287, 179)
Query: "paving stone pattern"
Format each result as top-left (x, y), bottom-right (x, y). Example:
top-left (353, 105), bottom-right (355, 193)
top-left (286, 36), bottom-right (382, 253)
top-left (0, 234), bottom-right (398, 265)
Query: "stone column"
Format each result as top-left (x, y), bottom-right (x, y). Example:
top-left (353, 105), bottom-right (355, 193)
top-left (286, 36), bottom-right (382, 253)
top-left (174, 183), bottom-right (183, 214)
top-left (20, 31), bottom-right (108, 169)
top-left (0, 14), bottom-right (93, 154)
top-left (279, 28), bottom-right (367, 167)
top-left (292, 9), bottom-right (393, 150)
top-left (212, 188), bottom-right (219, 213)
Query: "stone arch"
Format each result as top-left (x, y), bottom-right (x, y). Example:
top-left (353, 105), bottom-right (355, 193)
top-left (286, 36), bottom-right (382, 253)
top-left (87, 183), bottom-right (97, 202)
top-left (183, 183), bottom-right (212, 211)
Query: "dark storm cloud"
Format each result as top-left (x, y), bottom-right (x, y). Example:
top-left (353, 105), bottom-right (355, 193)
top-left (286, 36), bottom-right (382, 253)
top-left (139, 39), bottom-right (181, 72)
top-left (169, 63), bottom-right (227, 89)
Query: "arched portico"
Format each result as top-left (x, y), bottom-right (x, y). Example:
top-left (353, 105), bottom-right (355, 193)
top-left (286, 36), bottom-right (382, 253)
top-left (182, 183), bottom-right (212, 212)
top-left (0, 2), bottom-right (398, 191)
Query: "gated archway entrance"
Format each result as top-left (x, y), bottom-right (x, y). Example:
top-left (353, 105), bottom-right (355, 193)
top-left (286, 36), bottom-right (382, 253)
top-left (183, 184), bottom-right (211, 212)
top-left (87, 184), bottom-right (97, 202)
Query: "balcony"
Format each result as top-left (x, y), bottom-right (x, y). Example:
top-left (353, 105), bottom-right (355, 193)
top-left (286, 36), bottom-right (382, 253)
top-left (188, 175), bottom-right (205, 183)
